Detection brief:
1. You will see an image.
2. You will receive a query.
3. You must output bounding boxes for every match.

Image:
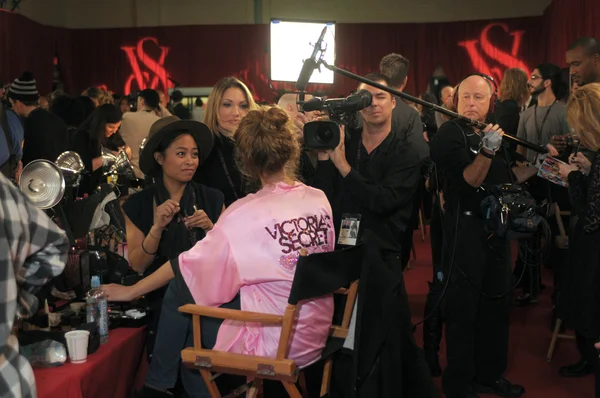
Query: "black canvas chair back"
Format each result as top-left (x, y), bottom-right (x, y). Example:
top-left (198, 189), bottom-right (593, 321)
top-left (288, 244), bottom-right (364, 306)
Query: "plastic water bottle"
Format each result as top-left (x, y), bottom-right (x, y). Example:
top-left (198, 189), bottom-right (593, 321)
top-left (85, 276), bottom-right (109, 344)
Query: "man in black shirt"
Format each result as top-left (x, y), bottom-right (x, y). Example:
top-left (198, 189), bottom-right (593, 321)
top-left (7, 72), bottom-right (70, 166)
top-left (171, 90), bottom-right (191, 120)
top-left (430, 75), bottom-right (525, 398)
top-left (314, 72), bottom-right (429, 398)
top-left (379, 53), bottom-right (429, 161)
top-left (380, 53), bottom-right (430, 270)
top-left (313, 72), bottom-right (420, 265)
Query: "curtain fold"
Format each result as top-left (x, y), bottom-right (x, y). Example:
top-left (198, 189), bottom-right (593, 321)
top-left (540, 0), bottom-right (600, 67)
top-left (0, 10), bottom-right (55, 93)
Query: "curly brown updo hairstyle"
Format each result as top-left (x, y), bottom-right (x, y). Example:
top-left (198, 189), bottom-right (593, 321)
top-left (233, 105), bottom-right (300, 183)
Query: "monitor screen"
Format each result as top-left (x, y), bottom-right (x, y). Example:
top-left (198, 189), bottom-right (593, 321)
top-left (270, 20), bottom-right (336, 84)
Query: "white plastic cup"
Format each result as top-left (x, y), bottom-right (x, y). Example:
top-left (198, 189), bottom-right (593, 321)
top-left (65, 330), bottom-right (90, 364)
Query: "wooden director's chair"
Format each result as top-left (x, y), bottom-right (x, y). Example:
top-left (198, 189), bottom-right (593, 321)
top-left (180, 245), bottom-right (363, 398)
top-left (546, 203), bottom-right (575, 362)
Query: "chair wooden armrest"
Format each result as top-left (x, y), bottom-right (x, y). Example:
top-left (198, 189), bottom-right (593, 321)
top-left (330, 325), bottom-right (349, 339)
top-left (181, 347), bottom-right (298, 382)
top-left (179, 304), bottom-right (284, 324)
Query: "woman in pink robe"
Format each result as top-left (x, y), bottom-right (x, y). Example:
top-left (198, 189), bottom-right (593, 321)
top-left (102, 106), bottom-right (335, 398)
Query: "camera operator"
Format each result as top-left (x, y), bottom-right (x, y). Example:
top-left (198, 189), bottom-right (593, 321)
top-left (312, 73), bottom-right (434, 398)
top-left (312, 72), bottom-right (420, 269)
top-left (430, 74), bottom-right (525, 398)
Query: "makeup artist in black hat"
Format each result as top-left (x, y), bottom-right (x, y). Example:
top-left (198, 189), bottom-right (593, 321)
top-left (120, 116), bottom-right (224, 358)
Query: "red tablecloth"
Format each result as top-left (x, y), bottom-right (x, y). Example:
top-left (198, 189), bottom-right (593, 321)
top-left (34, 327), bottom-right (148, 398)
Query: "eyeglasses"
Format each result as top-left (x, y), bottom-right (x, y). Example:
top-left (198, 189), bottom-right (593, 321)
top-left (530, 75), bottom-right (544, 80)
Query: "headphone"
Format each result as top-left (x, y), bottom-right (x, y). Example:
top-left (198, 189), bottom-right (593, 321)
top-left (452, 73), bottom-right (498, 114)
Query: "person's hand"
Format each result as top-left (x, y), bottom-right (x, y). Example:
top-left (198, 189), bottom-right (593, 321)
top-left (546, 143), bottom-right (559, 157)
top-left (184, 209), bottom-right (213, 231)
top-left (317, 151), bottom-right (330, 161)
top-left (291, 112), bottom-right (310, 144)
top-left (154, 199), bottom-right (180, 230)
top-left (516, 160), bottom-right (529, 168)
top-left (550, 135), bottom-right (568, 152)
top-left (423, 131), bottom-right (430, 143)
top-left (122, 145), bottom-right (133, 159)
top-left (101, 284), bottom-right (136, 302)
top-left (327, 125), bottom-right (351, 177)
top-left (558, 163), bottom-right (579, 179)
top-left (481, 123), bottom-right (503, 153)
top-left (14, 160), bottom-right (23, 184)
top-left (569, 151), bottom-right (592, 175)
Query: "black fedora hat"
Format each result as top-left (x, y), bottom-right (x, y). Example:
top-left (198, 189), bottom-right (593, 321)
top-left (139, 116), bottom-right (213, 177)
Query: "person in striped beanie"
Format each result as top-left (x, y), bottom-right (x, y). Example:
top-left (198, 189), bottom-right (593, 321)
top-left (7, 71), bottom-right (39, 105)
top-left (8, 71), bottom-right (70, 166)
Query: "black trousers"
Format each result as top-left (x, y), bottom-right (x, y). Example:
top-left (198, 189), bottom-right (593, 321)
top-left (441, 212), bottom-right (512, 396)
top-left (401, 185), bottom-right (423, 270)
top-left (574, 332), bottom-right (600, 398)
top-left (423, 197), bottom-right (444, 352)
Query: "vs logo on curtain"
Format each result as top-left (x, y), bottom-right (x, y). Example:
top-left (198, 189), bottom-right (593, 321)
top-left (458, 23), bottom-right (530, 82)
top-left (121, 37), bottom-right (171, 95)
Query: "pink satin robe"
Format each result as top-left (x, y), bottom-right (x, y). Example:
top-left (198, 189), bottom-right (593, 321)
top-left (178, 182), bottom-right (335, 367)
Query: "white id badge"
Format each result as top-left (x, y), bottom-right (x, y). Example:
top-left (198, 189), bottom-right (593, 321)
top-left (338, 214), bottom-right (361, 246)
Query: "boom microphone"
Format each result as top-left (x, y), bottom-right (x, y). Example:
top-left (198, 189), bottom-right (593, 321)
top-left (296, 26), bottom-right (328, 92)
top-left (317, 60), bottom-right (548, 154)
top-left (302, 90), bottom-right (373, 113)
top-left (302, 97), bottom-right (325, 112)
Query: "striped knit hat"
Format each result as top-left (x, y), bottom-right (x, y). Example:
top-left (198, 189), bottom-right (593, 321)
top-left (8, 71), bottom-right (39, 103)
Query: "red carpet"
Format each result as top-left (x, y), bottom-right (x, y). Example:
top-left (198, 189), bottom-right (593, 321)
top-left (404, 228), bottom-right (593, 398)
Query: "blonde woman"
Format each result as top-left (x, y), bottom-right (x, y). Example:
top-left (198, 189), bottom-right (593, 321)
top-left (557, 83), bottom-right (600, 391)
top-left (193, 77), bottom-right (258, 205)
top-left (495, 68), bottom-right (530, 141)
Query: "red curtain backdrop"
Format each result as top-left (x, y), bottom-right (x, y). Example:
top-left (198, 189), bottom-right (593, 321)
top-left (52, 17), bottom-right (542, 102)
top-left (541, 0), bottom-right (600, 67)
top-left (0, 10), bottom-right (55, 93)
top-left (0, 0), bottom-right (599, 102)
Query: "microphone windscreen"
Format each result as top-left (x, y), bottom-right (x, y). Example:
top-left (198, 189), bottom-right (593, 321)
top-left (302, 97), bottom-right (325, 112)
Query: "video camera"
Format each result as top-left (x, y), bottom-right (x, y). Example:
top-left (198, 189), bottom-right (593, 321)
top-left (302, 90), bottom-right (373, 150)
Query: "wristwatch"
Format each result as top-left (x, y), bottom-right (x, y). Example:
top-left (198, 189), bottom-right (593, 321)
top-left (479, 149), bottom-right (494, 159)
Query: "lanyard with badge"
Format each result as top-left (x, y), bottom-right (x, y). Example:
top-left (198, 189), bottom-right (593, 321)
top-left (534, 100), bottom-right (557, 143)
top-left (532, 100), bottom-right (557, 166)
top-left (338, 134), bottom-right (364, 247)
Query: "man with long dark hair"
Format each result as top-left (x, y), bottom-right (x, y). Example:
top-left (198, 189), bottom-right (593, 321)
top-left (516, 63), bottom-right (569, 162)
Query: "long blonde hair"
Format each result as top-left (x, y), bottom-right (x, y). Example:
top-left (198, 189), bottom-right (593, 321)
top-left (499, 68), bottom-right (529, 106)
top-left (567, 83), bottom-right (600, 151)
top-left (204, 77), bottom-right (258, 137)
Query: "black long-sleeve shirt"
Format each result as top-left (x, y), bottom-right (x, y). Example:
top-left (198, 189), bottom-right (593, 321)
top-left (312, 128), bottom-right (421, 252)
top-left (22, 108), bottom-right (70, 166)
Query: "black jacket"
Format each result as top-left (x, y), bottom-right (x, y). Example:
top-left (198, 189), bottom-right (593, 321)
top-left (349, 232), bottom-right (438, 398)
